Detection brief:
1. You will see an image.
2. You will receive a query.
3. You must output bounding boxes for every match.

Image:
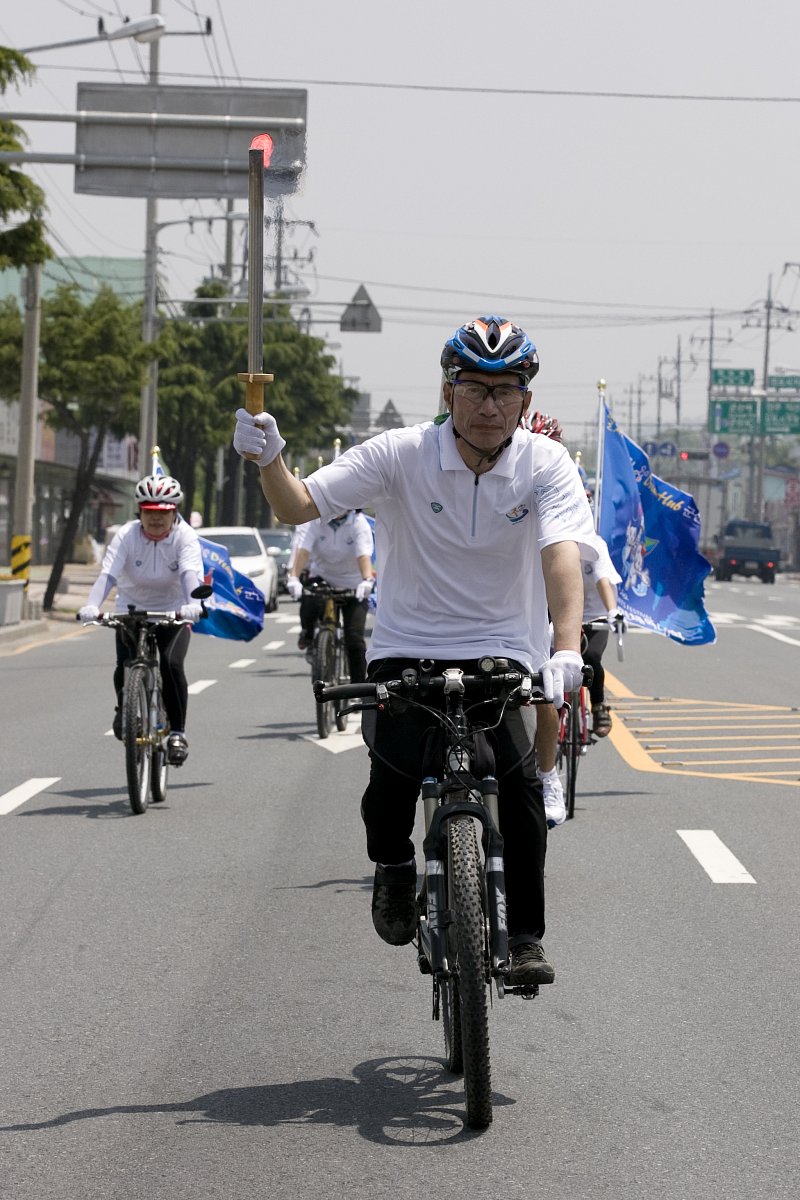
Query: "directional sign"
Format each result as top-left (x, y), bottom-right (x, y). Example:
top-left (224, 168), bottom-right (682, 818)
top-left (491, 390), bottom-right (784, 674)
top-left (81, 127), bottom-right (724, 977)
top-left (708, 399), bottom-right (758, 435)
top-left (642, 440), bottom-right (658, 456)
top-left (768, 375), bottom-right (800, 390)
top-left (762, 399), bottom-right (800, 434)
top-left (712, 441), bottom-right (730, 459)
top-left (658, 441), bottom-right (677, 458)
top-left (711, 368), bottom-right (755, 388)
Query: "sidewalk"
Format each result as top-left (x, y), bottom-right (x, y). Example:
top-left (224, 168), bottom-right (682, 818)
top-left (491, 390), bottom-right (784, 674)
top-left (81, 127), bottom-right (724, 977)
top-left (0, 562), bottom-right (98, 647)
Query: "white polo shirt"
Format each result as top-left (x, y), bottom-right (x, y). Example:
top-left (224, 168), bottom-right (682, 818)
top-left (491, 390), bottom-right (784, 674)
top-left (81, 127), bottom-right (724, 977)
top-left (97, 518), bottom-right (204, 612)
top-left (582, 534), bottom-right (622, 623)
top-left (293, 511), bottom-right (374, 588)
top-left (303, 419), bottom-right (597, 669)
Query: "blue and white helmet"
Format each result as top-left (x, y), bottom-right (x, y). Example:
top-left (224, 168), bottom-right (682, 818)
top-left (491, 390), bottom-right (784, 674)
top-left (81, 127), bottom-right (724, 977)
top-left (441, 316), bottom-right (539, 384)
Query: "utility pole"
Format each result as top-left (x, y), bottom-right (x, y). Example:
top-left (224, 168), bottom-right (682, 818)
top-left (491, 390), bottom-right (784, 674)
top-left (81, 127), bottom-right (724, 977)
top-left (675, 335), bottom-right (682, 428)
top-left (137, 0), bottom-right (161, 475)
top-left (755, 275), bottom-right (774, 521)
top-left (10, 263), bottom-right (41, 594)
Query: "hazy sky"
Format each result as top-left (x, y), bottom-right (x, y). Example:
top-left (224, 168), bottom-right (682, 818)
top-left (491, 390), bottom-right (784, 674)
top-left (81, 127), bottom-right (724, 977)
top-left (3, 1), bottom-right (800, 448)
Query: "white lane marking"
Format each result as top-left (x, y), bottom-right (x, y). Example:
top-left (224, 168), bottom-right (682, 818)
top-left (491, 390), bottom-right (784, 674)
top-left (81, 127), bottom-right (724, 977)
top-left (289, 624), bottom-right (302, 634)
top-left (0, 777), bottom-right (61, 816)
top-left (752, 615), bottom-right (800, 627)
top-left (229, 659), bottom-right (256, 669)
top-left (271, 614), bottom-right (299, 625)
top-left (677, 830), bottom-right (756, 883)
top-left (705, 611), bottom-right (746, 624)
top-left (746, 624), bottom-right (800, 647)
top-left (188, 680), bottom-right (217, 695)
top-left (262, 640), bottom-right (284, 651)
top-left (301, 729), bottom-right (364, 754)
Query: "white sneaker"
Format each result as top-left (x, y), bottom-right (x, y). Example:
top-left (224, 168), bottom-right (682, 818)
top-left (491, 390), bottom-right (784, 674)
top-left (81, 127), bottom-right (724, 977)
top-left (539, 770), bottom-right (566, 828)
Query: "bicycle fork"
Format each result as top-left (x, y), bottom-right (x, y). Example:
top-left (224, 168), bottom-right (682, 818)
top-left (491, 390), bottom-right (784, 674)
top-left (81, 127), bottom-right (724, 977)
top-left (418, 777), bottom-right (510, 988)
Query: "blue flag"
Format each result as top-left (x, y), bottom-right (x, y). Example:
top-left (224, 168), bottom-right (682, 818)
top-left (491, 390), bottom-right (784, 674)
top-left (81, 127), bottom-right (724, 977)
top-left (597, 405), bottom-right (715, 646)
top-left (195, 537), bottom-right (265, 642)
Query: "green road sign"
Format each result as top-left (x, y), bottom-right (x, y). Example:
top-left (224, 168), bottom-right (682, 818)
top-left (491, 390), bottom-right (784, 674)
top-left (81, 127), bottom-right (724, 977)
top-left (708, 399), bottom-right (758, 434)
top-left (762, 399), bottom-right (800, 434)
top-left (767, 375), bottom-right (800, 390)
top-left (711, 367), bottom-right (755, 387)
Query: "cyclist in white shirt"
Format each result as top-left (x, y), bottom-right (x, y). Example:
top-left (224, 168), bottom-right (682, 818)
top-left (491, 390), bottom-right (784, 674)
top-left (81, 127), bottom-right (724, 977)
top-left (233, 316), bottom-right (596, 986)
top-left (78, 474), bottom-right (204, 765)
top-left (286, 510), bottom-right (375, 682)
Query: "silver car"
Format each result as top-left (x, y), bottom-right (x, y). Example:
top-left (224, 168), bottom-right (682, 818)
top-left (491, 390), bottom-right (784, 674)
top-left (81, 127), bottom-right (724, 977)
top-left (199, 525), bottom-right (280, 613)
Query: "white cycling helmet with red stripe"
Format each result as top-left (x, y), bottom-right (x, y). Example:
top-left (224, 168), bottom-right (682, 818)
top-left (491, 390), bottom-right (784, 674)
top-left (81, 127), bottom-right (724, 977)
top-left (135, 474), bottom-right (183, 509)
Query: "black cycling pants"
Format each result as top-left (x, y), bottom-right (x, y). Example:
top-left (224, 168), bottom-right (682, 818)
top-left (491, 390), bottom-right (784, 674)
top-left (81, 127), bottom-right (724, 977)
top-left (300, 579), bottom-right (368, 684)
top-left (114, 623), bottom-right (191, 732)
top-left (360, 657), bottom-right (547, 943)
top-left (582, 623), bottom-right (609, 707)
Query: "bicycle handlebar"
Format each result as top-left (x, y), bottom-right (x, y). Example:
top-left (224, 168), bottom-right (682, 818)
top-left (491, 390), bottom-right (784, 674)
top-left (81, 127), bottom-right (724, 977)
top-left (315, 666), bottom-right (546, 706)
top-left (77, 610), bottom-right (206, 626)
top-left (301, 582), bottom-right (356, 600)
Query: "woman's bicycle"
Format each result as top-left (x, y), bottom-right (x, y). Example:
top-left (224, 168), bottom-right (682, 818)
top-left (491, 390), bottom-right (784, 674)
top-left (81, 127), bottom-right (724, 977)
top-left (304, 581), bottom-right (356, 739)
top-left (315, 657), bottom-right (552, 1130)
top-left (82, 586), bottom-right (210, 815)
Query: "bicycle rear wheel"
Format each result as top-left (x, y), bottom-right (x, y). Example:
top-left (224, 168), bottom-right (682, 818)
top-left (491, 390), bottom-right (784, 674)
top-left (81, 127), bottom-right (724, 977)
top-left (149, 677), bottom-right (169, 804)
top-left (565, 692), bottom-right (580, 820)
top-left (444, 816), bottom-right (492, 1130)
top-left (313, 627), bottom-right (335, 739)
top-left (334, 634), bottom-right (350, 732)
top-left (123, 665), bottom-right (151, 814)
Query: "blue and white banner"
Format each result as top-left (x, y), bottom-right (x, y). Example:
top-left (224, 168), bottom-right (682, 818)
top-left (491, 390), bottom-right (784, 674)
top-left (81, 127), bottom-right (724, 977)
top-left (597, 404), bottom-right (715, 646)
top-left (195, 537), bottom-right (265, 642)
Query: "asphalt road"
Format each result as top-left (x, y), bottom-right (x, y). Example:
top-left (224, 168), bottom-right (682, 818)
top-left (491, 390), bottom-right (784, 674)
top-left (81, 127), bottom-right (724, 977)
top-left (1, 581), bottom-right (798, 1199)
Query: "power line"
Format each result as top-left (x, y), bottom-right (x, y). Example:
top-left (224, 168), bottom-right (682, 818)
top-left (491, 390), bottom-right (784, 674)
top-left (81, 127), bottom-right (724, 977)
top-left (25, 62), bottom-right (800, 103)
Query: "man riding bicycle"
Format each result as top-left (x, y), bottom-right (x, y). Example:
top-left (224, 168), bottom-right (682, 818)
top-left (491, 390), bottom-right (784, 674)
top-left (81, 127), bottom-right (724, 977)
top-left (78, 474), bottom-right (204, 766)
top-left (233, 316), bottom-right (596, 986)
top-left (286, 510), bottom-right (375, 684)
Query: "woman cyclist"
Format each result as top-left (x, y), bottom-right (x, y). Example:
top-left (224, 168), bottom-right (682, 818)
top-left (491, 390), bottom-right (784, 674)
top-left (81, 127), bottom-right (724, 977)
top-left (78, 474), bottom-right (204, 766)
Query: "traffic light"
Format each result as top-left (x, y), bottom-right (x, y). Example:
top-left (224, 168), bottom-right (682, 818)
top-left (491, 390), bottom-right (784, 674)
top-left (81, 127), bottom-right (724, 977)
top-left (679, 449), bottom-right (708, 461)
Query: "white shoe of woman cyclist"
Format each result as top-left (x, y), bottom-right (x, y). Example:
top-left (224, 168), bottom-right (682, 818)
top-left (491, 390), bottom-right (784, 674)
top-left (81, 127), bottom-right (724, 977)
top-left (537, 767), bottom-right (566, 828)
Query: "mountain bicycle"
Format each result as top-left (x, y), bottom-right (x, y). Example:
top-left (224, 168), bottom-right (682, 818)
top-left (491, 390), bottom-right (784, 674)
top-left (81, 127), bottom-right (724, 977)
top-left (81, 586), bottom-right (210, 815)
top-left (315, 657), bottom-right (552, 1131)
top-left (303, 581), bottom-right (357, 739)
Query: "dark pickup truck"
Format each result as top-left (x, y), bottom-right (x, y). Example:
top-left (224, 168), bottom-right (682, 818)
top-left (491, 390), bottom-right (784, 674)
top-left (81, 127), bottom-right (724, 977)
top-left (714, 520), bottom-right (780, 584)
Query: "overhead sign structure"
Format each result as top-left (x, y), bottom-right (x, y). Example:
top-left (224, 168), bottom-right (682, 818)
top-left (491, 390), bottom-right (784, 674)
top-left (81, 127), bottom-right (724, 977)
top-left (761, 399), bottom-right (800, 435)
top-left (710, 368), bottom-right (755, 388)
top-left (708, 399), bottom-right (759, 435)
top-left (767, 375), bottom-right (800, 390)
top-left (340, 285), bottom-right (382, 333)
top-left (74, 83), bottom-right (307, 199)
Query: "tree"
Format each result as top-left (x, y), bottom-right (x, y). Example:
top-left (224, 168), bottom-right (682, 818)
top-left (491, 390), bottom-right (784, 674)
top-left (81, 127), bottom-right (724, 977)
top-left (154, 283), bottom-right (356, 524)
top-left (35, 285), bottom-right (151, 610)
top-left (0, 47), bottom-right (50, 268)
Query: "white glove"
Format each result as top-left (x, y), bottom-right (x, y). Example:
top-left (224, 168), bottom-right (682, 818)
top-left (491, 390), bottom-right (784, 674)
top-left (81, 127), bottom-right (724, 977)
top-left (233, 408), bottom-right (286, 466)
top-left (287, 576), bottom-right (303, 601)
top-left (607, 609), bottom-right (626, 632)
top-left (180, 602), bottom-right (203, 623)
top-left (79, 604), bottom-right (100, 622)
top-left (541, 650), bottom-right (584, 709)
top-left (355, 579), bottom-right (374, 602)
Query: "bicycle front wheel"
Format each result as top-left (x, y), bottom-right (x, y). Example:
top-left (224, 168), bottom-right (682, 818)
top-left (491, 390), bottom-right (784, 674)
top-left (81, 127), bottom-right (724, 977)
top-left (444, 816), bottom-right (492, 1130)
top-left (123, 665), bottom-right (151, 814)
top-left (313, 627), bottom-right (335, 739)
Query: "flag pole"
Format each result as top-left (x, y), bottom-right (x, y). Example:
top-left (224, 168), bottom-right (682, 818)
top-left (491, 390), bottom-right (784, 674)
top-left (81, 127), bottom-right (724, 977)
top-left (594, 379), bottom-right (607, 532)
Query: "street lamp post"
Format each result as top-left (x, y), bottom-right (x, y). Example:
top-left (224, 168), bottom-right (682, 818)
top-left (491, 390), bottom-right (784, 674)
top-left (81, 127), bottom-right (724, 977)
top-left (11, 9), bottom-right (168, 592)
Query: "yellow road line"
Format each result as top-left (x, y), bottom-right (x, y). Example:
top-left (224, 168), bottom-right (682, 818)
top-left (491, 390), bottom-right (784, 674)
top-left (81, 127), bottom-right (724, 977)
top-left (604, 671), bottom-right (800, 788)
top-left (0, 627), bottom-right (86, 656)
